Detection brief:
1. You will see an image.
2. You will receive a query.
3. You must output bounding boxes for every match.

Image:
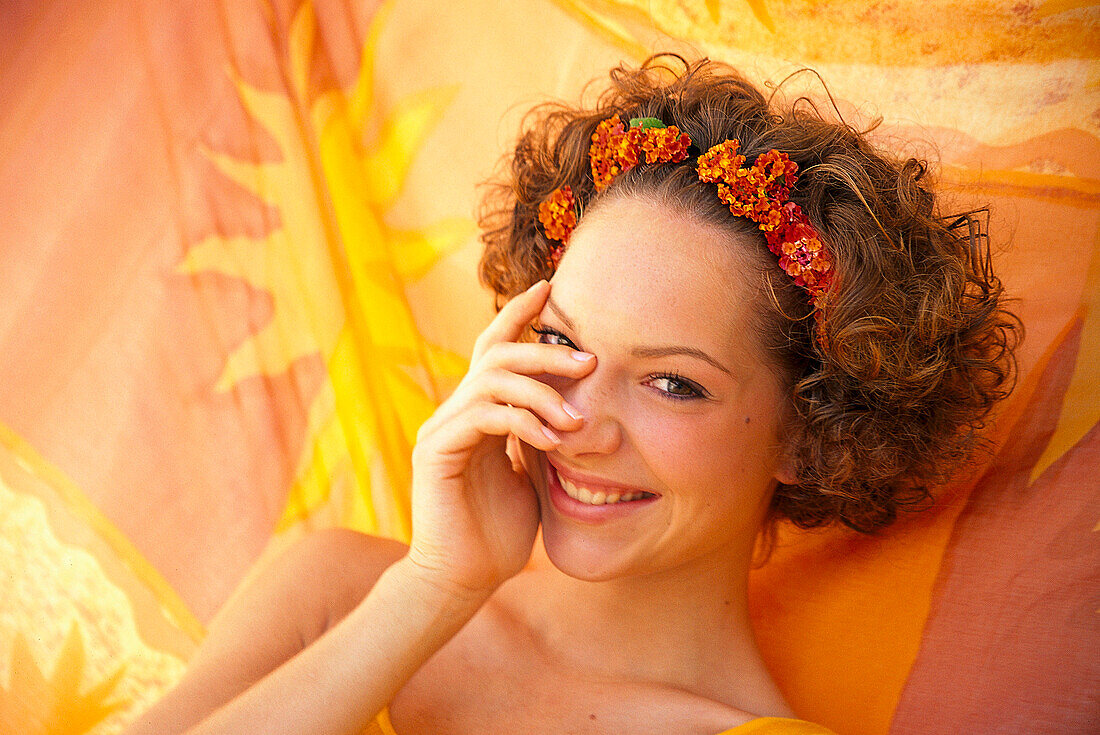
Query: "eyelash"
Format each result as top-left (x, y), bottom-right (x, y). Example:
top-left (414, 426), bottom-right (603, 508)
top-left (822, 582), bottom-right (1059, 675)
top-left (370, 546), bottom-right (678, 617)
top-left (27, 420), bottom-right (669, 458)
top-left (648, 372), bottom-right (708, 401)
top-left (530, 325), bottom-right (710, 401)
top-left (531, 325), bottom-right (578, 350)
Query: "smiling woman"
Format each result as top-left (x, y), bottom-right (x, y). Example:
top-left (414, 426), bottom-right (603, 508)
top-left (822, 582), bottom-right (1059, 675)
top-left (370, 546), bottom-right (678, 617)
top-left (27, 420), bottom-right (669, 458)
top-left (123, 55), bottom-right (1018, 735)
top-left (481, 57), bottom-right (1020, 537)
top-left (520, 197), bottom-right (794, 585)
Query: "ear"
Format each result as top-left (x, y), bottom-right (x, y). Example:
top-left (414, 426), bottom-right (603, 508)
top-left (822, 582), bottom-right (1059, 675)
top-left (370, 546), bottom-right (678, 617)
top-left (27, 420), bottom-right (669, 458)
top-left (773, 451), bottom-right (798, 486)
top-left (506, 433), bottom-right (527, 475)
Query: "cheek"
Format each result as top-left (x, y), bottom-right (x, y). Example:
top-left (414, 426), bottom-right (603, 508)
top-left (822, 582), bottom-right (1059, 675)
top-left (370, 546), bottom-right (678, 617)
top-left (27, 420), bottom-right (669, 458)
top-left (631, 410), bottom-right (735, 480)
top-left (630, 405), bottom-right (778, 493)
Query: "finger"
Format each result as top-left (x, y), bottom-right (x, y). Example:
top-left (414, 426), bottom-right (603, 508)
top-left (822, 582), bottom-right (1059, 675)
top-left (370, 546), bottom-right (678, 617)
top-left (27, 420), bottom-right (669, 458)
top-left (438, 403), bottom-right (561, 454)
top-left (472, 280), bottom-right (550, 362)
top-left (427, 365), bottom-right (583, 434)
top-left (478, 341), bottom-right (595, 378)
top-left (477, 368), bottom-right (584, 432)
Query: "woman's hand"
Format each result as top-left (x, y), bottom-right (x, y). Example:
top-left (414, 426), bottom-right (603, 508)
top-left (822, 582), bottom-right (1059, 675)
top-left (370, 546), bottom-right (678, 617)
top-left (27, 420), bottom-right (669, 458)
top-left (406, 280), bottom-right (594, 596)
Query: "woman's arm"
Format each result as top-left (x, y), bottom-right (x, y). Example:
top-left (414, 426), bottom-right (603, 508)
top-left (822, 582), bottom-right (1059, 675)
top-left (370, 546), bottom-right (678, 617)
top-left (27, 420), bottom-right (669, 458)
top-left (122, 528), bottom-right (407, 734)
top-left (183, 554), bottom-right (490, 735)
top-left (124, 280), bottom-right (590, 734)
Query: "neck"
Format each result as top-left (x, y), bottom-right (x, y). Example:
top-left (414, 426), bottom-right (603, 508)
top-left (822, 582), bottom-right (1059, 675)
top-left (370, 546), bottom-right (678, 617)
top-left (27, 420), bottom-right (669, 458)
top-left (502, 530), bottom-right (792, 716)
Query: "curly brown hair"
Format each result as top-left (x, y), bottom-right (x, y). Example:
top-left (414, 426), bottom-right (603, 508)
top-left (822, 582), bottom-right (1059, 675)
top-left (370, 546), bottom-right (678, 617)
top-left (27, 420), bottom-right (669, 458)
top-left (478, 55), bottom-right (1021, 534)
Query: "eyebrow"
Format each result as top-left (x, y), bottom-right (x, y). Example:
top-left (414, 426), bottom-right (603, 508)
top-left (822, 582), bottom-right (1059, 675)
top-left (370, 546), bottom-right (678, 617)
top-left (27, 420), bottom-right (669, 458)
top-left (631, 345), bottom-right (733, 376)
top-left (545, 295), bottom-right (733, 376)
top-left (545, 295), bottom-right (577, 331)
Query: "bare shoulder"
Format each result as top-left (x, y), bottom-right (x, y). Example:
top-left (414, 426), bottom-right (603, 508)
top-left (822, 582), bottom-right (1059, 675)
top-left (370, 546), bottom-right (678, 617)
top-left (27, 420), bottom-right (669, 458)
top-left (277, 528), bottom-right (408, 637)
top-left (201, 527), bottom-right (407, 656)
top-left (191, 527), bottom-right (408, 670)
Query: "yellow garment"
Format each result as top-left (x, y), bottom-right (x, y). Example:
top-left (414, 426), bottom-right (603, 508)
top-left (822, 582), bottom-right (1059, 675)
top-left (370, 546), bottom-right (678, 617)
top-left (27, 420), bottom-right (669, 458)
top-left (362, 706), bottom-right (836, 734)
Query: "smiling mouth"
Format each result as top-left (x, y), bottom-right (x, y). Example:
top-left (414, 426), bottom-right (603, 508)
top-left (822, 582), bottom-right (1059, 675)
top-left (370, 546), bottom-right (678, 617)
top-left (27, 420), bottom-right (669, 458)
top-left (552, 466), bottom-right (657, 506)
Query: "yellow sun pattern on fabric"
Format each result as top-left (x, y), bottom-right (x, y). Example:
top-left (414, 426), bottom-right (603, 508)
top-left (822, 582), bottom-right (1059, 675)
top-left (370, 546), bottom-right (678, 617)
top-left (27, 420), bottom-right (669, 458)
top-left (0, 462), bottom-right (190, 735)
top-left (0, 625), bottom-right (124, 735)
top-left (549, 0), bottom-right (773, 58)
top-left (180, 1), bottom-right (471, 540)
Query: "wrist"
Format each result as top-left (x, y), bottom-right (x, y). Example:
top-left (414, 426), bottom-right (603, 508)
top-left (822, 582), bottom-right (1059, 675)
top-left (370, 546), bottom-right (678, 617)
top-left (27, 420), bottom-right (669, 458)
top-left (386, 555), bottom-right (497, 611)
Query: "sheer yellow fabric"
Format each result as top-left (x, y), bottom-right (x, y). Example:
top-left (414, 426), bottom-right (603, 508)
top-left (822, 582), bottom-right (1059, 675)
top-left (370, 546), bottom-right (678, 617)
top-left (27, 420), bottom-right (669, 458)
top-left (362, 707), bottom-right (836, 734)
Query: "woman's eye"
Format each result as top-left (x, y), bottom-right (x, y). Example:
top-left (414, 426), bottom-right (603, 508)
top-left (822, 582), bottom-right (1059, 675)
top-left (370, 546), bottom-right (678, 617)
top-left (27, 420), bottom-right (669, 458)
top-left (532, 326), bottom-right (578, 350)
top-left (647, 373), bottom-right (708, 401)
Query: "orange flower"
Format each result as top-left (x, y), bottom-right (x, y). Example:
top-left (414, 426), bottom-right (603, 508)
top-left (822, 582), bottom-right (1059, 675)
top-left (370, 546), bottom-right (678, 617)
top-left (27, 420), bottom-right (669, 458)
top-left (590, 116), bottom-right (692, 191)
top-left (753, 149), bottom-right (799, 198)
top-left (590, 116), bottom-right (629, 191)
top-left (697, 140), bottom-right (745, 183)
top-left (641, 125), bottom-right (691, 164)
top-left (549, 123), bottom-right (835, 339)
top-left (538, 185), bottom-right (577, 243)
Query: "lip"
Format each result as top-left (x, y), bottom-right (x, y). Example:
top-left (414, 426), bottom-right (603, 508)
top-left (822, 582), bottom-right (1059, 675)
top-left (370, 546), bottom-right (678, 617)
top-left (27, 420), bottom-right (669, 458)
top-left (544, 457), bottom-right (660, 524)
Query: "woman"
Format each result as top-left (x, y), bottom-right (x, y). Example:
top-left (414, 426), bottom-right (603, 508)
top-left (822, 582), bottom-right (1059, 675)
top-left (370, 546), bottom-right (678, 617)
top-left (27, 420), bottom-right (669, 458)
top-left (125, 56), bottom-right (1018, 734)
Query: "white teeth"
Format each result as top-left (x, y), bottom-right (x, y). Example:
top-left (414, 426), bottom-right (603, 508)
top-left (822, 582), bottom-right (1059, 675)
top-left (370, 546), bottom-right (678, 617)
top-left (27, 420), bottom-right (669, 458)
top-left (558, 472), bottom-right (648, 506)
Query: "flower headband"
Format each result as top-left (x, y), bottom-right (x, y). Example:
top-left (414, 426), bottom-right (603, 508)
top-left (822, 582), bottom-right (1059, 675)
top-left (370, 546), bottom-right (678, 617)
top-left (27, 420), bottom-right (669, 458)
top-left (537, 115), bottom-right (835, 322)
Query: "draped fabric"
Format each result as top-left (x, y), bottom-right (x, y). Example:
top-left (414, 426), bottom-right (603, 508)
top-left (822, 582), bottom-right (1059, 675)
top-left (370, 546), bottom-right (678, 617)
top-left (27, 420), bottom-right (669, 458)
top-left (0, 1), bottom-right (1096, 733)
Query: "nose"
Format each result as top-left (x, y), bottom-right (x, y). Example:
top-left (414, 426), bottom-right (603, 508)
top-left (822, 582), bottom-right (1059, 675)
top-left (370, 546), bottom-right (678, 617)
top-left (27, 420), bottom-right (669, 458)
top-left (552, 365), bottom-right (623, 458)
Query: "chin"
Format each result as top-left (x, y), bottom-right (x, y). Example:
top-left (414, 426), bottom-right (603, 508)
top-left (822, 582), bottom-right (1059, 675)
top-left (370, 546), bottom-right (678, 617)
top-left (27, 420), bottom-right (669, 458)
top-left (523, 450), bottom-right (605, 580)
top-left (536, 475), bottom-right (658, 582)
top-left (538, 523), bottom-right (636, 582)
top-left (522, 443), bottom-right (683, 582)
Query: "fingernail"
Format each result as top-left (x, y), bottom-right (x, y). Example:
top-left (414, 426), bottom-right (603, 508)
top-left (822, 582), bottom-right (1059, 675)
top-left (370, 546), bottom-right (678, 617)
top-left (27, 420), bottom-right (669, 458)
top-left (561, 402), bottom-right (583, 421)
top-left (526, 279), bottom-right (547, 293)
top-left (571, 351), bottom-right (594, 362)
top-left (541, 426), bottom-right (561, 444)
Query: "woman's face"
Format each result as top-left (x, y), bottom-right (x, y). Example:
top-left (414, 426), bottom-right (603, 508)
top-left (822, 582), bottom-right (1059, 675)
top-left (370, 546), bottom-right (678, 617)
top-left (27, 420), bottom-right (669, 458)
top-left (521, 194), bottom-right (794, 581)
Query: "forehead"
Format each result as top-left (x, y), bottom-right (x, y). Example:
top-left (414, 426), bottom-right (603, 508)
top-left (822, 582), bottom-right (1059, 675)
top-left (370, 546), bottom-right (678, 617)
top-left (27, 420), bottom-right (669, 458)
top-left (551, 195), bottom-right (760, 346)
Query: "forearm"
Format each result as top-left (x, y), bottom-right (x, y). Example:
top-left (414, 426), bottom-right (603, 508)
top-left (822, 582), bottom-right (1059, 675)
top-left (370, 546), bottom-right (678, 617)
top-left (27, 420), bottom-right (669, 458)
top-left (185, 556), bottom-right (491, 735)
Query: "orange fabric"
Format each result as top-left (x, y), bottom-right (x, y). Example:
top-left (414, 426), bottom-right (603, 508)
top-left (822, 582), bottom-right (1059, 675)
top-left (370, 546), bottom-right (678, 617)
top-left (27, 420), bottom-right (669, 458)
top-left (360, 705), bottom-right (394, 735)
top-left (729, 719), bottom-right (838, 735)
top-left (0, 1), bottom-right (1095, 733)
top-left (890, 319), bottom-right (1100, 732)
